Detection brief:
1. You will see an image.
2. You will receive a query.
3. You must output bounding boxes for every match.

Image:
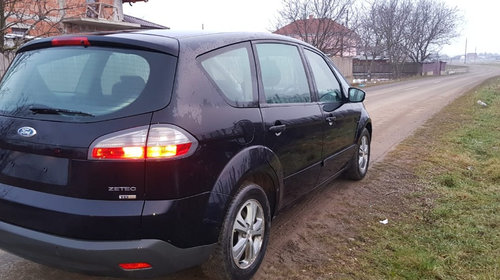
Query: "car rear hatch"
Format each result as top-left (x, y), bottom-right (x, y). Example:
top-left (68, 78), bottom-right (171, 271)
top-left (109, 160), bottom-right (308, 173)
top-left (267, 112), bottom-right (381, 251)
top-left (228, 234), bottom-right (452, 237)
top-left (0, 34), bottom-right (178, 240)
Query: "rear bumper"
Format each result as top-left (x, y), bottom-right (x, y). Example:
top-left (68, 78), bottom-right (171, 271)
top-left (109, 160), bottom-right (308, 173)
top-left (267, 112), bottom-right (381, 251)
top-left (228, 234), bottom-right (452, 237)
top-left (0, 220), bottom-right (215, 278)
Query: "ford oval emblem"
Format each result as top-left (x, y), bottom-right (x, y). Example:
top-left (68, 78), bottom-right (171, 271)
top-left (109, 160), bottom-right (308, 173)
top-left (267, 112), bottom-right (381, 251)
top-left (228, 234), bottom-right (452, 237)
top-left (17, 127), bottom-right (37, 138)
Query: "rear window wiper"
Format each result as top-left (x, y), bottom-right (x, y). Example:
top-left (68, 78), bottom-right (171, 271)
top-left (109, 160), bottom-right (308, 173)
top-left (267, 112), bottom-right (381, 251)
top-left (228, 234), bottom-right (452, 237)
top-left (29, 107), bottom-right (95, 117)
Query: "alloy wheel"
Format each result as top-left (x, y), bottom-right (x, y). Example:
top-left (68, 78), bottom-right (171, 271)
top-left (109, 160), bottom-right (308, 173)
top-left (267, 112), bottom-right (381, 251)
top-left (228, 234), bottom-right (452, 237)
top-left (231, 199), bottom-right (265, 269)
top-left (358, 135), bottom-right (369, 174)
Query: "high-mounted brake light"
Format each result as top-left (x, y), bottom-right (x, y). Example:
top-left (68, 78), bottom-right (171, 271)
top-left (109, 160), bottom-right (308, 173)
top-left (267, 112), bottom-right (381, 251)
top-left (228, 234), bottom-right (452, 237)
top-left (89, 125), bottom-right (198, 160)
top-left (51, 37), bottom-right (90, 47)
top-left (119, 262), bottom-right (152, 270)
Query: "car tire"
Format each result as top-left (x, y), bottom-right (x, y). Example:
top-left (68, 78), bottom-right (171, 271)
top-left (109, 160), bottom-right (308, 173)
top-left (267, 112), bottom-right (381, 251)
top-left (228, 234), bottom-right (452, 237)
top-left (202, 183), bottom-right (271, 280)
top-left (345, 128), bottom-right (371, 180)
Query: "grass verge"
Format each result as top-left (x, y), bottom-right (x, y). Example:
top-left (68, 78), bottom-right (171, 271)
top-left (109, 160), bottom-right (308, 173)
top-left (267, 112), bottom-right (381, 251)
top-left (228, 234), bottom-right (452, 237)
top-left (348, 77), bottom-right (500, 279)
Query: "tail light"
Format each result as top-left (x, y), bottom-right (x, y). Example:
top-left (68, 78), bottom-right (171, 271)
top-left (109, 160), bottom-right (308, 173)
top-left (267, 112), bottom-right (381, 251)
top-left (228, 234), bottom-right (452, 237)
top-left (89, 125), bottom-right (198, 160)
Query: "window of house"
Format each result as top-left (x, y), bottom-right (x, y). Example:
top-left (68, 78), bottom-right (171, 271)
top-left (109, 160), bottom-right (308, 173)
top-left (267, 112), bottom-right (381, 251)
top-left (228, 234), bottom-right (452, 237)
top-left (11, 28), bottom-right (28, 36)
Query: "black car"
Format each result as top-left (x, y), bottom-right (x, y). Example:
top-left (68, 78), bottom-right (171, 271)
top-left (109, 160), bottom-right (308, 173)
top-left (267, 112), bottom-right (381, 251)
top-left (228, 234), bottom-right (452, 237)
top-left (0, 30), bottom-right (371, 279)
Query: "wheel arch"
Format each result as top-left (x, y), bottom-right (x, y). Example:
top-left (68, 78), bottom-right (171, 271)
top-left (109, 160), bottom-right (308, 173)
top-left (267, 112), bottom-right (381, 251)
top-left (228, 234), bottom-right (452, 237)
top-left (204, 145), bottom-right (284, 232)
top-left (364, 120), bottom-right (372, 137)
top-left (357, 111), bottom-right (372, 140)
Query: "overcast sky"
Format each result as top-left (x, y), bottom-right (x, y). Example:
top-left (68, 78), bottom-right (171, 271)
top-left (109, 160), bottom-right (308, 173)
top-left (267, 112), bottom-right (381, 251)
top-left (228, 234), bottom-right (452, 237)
top-left (123, 0), bottom-right (500, 57)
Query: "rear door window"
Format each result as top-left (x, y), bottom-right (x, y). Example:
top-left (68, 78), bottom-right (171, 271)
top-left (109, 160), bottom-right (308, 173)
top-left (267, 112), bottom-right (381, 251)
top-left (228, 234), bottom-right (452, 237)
top-left (0, 46), bottom-right (176, 122)
top-left (255, 43), bottom-right (311, 104)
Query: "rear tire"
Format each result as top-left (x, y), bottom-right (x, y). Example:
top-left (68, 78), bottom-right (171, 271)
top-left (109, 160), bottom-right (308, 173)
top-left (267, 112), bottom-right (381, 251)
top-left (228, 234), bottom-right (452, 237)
top-left (202, 183), bottom-right (271, 280)
top-left (345, 128), bottom-right (370, 180)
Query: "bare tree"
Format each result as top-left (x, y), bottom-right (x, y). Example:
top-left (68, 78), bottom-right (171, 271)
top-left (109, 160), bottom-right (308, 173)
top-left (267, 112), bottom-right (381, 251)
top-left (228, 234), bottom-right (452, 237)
top-left (356, 0), bottom-right (462, 78)
top-left (1, 0), bottom-right (81, 53)
top-left (274, 0), bottom-right (357, 56)
top-left (406, 0), bottom-right (461, 63)
top-left (357, 1), bottom-right (385, 81)
top-left (372, 0), bottom-right (415, 78)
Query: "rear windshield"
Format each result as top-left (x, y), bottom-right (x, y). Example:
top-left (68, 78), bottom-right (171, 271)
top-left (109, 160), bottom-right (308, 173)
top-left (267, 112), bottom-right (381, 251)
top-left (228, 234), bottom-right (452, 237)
top-left (0, 46), bottom-right (176, 122)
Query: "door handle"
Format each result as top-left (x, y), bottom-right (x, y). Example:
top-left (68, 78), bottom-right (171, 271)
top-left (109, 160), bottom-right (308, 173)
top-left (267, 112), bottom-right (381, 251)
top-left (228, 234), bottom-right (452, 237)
top-left (325, 116), bottom-right (336, 126)
top-left (269, 124), bottom-right (286, 136)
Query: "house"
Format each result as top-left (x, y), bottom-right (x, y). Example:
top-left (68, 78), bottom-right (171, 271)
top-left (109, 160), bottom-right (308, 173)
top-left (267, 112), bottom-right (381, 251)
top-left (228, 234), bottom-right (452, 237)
top-left (274, 15), bottom-right (357, 57)
top-left (465, 53), bottom-right (478, 63)
top-left (122, 14), bottom-right (168, 29)
top-left (3, 0), bottom-right (166, 48)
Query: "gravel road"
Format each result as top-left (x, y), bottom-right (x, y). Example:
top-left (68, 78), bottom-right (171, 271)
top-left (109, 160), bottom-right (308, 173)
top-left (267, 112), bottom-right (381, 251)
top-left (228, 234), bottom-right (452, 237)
top-left (365, 64), bottom-right (500, 163)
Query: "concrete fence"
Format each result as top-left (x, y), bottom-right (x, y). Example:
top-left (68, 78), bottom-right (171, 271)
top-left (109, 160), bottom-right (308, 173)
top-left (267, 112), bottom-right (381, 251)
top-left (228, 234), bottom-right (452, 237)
top-left (330, 56), bottom-right (353, 82)
top-left (353, 59), bottom-right (448, 80)
top-left (1, 53), bottom-right (15, 78)
top-left (422, 61), bottom-right (447, 76)
top-left (353, 59), bottom-right (422, 80)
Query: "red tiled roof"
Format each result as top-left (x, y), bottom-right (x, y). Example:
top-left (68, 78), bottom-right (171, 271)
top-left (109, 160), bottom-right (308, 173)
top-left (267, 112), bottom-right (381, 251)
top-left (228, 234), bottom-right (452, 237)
top-left (275, 17), bottom-right (351, 36)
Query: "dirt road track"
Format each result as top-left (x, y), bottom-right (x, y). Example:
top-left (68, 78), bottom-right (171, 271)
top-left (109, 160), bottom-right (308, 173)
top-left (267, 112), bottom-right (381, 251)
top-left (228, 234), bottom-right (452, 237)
top-left (1, 64), bottom-right (499, 280)
top-left (366, 64), bottom-right (500, 163)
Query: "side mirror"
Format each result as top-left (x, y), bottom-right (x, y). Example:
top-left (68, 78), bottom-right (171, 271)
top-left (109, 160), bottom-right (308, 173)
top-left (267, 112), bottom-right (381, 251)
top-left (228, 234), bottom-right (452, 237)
top-left (348, 87), bottom-right (366, 103)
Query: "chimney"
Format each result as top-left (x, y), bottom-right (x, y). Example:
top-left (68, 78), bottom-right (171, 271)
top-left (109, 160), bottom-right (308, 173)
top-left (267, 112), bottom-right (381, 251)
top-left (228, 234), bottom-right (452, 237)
top-left (309, 15), bottom-right (314, 20)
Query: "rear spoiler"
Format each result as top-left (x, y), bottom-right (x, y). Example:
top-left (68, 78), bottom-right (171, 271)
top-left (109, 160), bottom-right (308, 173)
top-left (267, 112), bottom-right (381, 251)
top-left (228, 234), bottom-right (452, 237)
top-left (18, 34), bottom-right (179, 57)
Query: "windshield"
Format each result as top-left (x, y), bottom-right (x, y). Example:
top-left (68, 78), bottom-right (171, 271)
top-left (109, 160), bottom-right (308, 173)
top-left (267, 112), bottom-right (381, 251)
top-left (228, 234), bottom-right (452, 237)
top-left (0, 46), bottom-right (176, 122)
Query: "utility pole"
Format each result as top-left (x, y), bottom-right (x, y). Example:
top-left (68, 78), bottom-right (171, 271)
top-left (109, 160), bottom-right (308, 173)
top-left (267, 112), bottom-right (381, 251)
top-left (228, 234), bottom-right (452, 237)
top-left (464, 38), bottom-right (467, 64)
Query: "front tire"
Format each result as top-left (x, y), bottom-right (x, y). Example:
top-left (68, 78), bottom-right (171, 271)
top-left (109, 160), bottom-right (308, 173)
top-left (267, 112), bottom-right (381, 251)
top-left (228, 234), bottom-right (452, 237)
top-left (345, 128), bottom-right (371, 180)
top-left (203, 183), bottom-right (271, 280)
